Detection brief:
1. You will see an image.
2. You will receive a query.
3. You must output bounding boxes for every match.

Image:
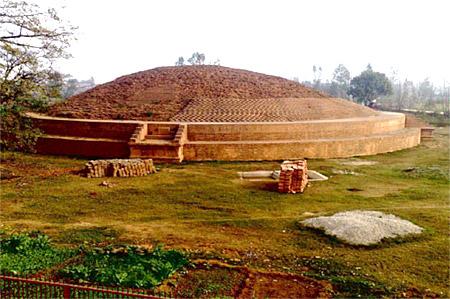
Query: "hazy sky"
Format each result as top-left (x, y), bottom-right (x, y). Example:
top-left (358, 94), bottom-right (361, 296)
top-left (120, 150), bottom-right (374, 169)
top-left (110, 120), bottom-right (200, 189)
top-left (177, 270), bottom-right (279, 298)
top-left (40, 0), bottom-right (449, 85)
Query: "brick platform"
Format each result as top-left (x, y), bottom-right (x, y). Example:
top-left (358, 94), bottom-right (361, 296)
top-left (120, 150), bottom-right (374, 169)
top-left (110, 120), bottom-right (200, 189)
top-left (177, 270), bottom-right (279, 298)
top-left (28, 112), bottom-right (422, 162)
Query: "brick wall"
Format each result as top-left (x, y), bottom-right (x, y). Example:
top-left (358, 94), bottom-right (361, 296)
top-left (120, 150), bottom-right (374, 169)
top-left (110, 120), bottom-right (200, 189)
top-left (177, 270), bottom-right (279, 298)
top-left (27, 112), bottom-right (421, 161)
top-left (183, 128), bottom-right (421, 161)
top-left (186, 113), bottom-right (405, 141)
top-left (30, 114), bottom-right (140, 140)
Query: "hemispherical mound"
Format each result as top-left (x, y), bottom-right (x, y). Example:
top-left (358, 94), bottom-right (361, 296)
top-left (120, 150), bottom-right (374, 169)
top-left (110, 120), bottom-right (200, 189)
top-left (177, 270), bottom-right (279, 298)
top-left (48, 65), bottom-right (379, 122)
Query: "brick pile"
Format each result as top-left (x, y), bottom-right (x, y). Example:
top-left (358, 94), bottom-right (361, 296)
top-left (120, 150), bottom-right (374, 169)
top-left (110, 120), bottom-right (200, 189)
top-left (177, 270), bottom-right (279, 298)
top-left (85, 159), bottom-right (156, 178)
top-left (277, 160), bottom-right (308, 194)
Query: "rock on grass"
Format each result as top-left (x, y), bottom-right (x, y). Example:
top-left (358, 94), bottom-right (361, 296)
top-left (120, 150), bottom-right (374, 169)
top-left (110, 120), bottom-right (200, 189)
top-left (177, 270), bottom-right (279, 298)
top-left (301, 210), bottom-right (423, 246)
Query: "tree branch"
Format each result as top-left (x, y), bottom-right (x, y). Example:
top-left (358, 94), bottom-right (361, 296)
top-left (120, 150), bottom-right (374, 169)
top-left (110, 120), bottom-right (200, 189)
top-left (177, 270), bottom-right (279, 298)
top-left (1, 32), bottom-right (64, 40)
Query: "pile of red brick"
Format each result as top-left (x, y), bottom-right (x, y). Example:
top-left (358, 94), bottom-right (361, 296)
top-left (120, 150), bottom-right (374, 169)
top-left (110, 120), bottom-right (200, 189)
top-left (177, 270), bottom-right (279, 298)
top-left (85, 159), bottom-right (156, 178)
top-left (278, 160), bottom-right (308, 194)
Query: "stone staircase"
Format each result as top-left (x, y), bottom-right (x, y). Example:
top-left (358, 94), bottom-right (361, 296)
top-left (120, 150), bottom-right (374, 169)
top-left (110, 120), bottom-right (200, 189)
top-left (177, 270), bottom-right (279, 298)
top-left (129, 123), bottom-right (187, 163)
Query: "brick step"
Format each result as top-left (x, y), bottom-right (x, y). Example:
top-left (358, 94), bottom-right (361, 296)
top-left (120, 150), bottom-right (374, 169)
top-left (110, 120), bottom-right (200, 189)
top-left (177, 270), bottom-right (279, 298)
top-left (147, 125), bottom-right (179, 136)
top-left (145, 134), bottom-right (174, 140)
top-left (139, 139), bottom-right (177, 146)
top-left (131, 148), bottom-right (180, 158)
top-left (152, 157), bottom-right (183, 163)
top-left (129, 143), bottom-right (181, 160)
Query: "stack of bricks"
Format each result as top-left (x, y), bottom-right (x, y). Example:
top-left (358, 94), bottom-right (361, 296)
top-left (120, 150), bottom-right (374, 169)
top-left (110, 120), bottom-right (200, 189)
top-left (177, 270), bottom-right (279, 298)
top-left (277, 160), bottom-right (308, 194)
top-left (85, 159), bottom-right (156, 178)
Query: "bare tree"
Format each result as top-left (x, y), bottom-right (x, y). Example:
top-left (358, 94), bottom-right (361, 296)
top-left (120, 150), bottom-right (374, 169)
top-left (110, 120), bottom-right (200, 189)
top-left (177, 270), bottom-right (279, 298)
top-left (0, 0), bottom-right (76, 102)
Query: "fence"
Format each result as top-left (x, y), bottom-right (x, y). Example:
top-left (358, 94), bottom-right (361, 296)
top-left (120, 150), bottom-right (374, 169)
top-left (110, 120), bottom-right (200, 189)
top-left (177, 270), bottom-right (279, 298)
top-left (0, 275), bottom-right (170, 299)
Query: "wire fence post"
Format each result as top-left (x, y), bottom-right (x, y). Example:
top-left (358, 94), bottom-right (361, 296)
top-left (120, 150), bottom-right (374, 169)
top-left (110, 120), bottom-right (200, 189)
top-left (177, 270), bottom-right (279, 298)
top-left (63, 285), bottom-right (71, 299)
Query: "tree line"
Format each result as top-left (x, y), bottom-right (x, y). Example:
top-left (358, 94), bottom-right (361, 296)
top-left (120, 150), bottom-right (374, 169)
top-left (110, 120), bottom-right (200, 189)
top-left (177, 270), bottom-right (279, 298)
top-left (303, 64), bottom-right (449, 114)
top-left (175, 52), bottom-right (220, 66)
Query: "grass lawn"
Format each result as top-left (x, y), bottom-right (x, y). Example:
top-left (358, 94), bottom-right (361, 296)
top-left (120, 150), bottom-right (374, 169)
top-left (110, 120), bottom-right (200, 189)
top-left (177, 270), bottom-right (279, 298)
top-left (0, 126), bottom-right (448, 297)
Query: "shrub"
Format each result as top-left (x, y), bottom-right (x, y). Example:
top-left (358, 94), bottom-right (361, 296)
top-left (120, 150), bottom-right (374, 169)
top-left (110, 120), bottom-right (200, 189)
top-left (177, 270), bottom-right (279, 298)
top-left (0, 98), bottom-right (48, 152)
top-left (60, 245), bottom-right (188, 288)
top-left (0, 231), bottom-right (74, 275)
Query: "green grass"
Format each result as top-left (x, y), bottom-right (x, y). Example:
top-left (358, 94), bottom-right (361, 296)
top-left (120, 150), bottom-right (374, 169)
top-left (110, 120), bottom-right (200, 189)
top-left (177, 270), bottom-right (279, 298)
top-left (300, 257), bottom-right (393, 298)
top-left (58, 227), bottom-right (120, 244)
top-left (0, 127), bottom-right (448, 296)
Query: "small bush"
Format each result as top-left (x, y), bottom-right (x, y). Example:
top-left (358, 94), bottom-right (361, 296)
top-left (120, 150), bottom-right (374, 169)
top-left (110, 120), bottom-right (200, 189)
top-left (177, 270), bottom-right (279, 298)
top-left (60, 245), bottom-right (188, 288)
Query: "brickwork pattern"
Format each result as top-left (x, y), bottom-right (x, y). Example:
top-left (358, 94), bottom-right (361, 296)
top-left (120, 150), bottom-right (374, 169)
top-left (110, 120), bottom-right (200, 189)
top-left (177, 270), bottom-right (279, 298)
top-left (48, 65), bottom-right (331, 121)
top-left (171, 97), bottom-right (378, 122)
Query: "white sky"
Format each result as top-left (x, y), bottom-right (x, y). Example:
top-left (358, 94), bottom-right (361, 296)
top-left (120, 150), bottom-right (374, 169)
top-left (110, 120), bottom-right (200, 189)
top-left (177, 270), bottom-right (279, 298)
top-left (39, 0), bottom-right (450, 85)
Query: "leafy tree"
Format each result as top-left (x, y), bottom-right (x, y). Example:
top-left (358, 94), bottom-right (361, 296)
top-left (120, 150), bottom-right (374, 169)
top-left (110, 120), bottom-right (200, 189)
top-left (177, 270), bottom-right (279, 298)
top-left (0, 0), bottom-right (75, 151)
top-left (312, 64), bottom-right (322, 88)
top-left (417, 78), bottom-right (435, 104)
top-left (348, 65), bottom-right (392, 105)
top-left (332, 64), bottom-right (351, 85)
top-left (61, 77), bottom-right (78, 99)
top-left (60, 75), bottom-right (95, 99)
top-left (175, 52), bottom-right (210, 66)
top-left (45, 71), bottom-right (64, 99)
top-left (330, 64), bottom-right (351, 98)
top-left (175, 56), bottom-right (184, 66)
top-left (187, 52), bottom-right (205, 65)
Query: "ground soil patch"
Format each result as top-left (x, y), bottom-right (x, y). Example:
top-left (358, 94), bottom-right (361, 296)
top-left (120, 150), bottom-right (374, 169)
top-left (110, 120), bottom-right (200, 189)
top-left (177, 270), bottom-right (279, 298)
top-left (164, 260), bottom-right (332, 298)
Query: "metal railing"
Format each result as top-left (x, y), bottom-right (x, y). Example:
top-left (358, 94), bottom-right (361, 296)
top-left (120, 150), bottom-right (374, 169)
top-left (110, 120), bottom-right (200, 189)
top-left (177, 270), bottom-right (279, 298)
top-left (0, 275), bottom-right (169, 299)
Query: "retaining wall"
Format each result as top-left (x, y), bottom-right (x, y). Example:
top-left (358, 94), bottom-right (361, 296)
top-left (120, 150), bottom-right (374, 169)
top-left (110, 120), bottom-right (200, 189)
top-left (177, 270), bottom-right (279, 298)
top-left (186, 113), bottom-right (405, 141)
top-left (31, 115), bottom-right (140, 140)
top-left (36, 136), bottom-right (130, 158)
top-left (30, 113), bottom-right (140, 158)
top-left (183, 128), bottom-right (421, 160)
top-left (27, 112), bottom-right (421, 161)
